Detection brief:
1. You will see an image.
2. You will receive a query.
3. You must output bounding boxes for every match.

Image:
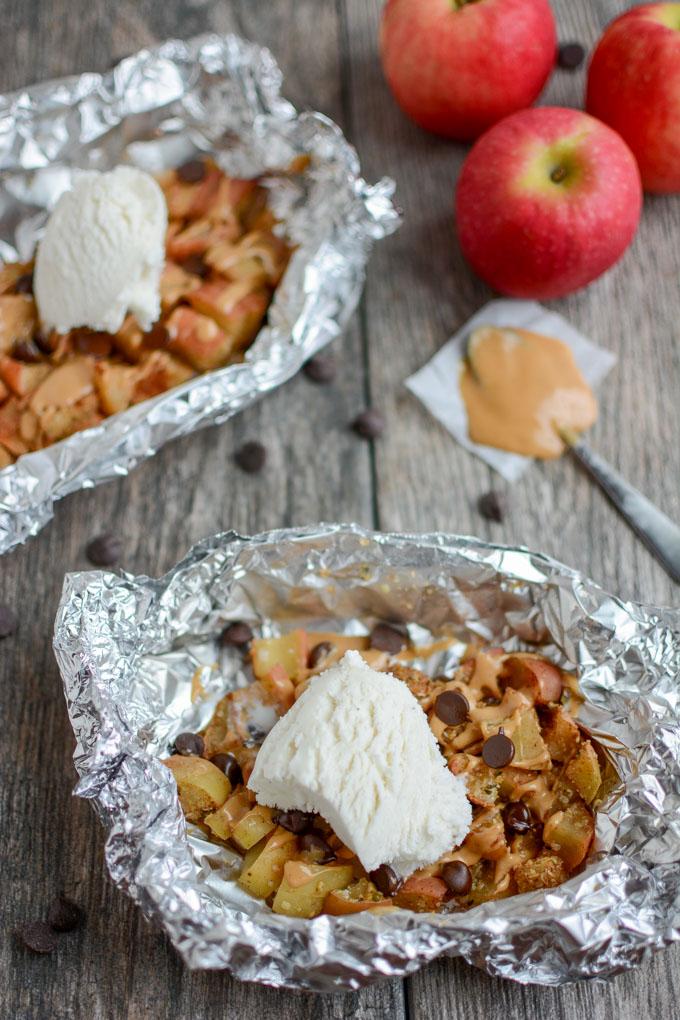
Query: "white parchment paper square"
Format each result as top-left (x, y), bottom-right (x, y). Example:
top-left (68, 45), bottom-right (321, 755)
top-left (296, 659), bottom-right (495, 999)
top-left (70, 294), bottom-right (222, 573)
top-left (405, 300), bottom-right (617, 482)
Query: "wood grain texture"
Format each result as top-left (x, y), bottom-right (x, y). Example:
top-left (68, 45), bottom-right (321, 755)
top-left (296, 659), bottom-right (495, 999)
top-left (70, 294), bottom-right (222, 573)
top-left (1, 0), bottom-right (679, 1017)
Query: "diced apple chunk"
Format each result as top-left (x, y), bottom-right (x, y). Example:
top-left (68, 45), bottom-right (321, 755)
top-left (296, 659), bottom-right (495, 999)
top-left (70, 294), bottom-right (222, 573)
top-left (230, 805), bottom-right (276, 851)
top-left (260, 663), bottom-right (295, 714)
top-left (166, 218), bottom-right (236, 262)
top-left (37, 393), bottom-right (102, 445)
top-left (166, 307), bottom-right (237, 372)
top-left (132, 350), bottom-right (194, 403)
top-left (112, 316), bottom-right (145, 363)
top-left (0, 357), bottom-right (51, 398)
top-left (542, 801), bottom-right (594, 869)
top-left (94, 361), bottom-right (136, 415)
top-left (187, 278), bottom-right (268, 333)
top-left (159, 164), bottom-right (222, 220)
top-left (0, 399), bottom-right (28, 455)
top-left (500, 654), bottom-right (563, 705)
top-left (29, 358), bottom-right (95, 416)
top-left (564, 741), bottom-right (602, 804)
top-left (206, 230), bottom-right (290, 287)
top-left (163, 755), bottom-right (231, 822)
top-left (0, 295), bottom-right (38, 354)
top-left (541, 706), bottom-right (581, 762)
top-left (159, 261), bottom-right (201, 312)
top-left (324, 878), bottom-right (391, 915)
top-left (272, 861), bottom-right (354, 918)
top-left (237, 826), bottom-right (298, 900)
top-left (510, 707), bottom-right (552, 771)
top-left (204, 788), bottom-right (251, 841)
top-left (251, 630), bottom-right (309, 683)
top-left (394, 875), bottom-right (448, 912)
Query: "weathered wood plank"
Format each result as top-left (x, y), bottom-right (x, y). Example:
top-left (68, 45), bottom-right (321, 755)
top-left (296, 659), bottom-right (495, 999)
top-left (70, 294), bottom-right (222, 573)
top-left (341, 0), bottom-right (680, 1015)
top-left (0, 2), bottom-right (401, 1018)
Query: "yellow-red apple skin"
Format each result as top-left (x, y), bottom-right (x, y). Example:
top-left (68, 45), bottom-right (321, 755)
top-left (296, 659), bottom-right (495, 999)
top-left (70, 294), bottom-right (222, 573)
top-left (455, 107), bottom-right (642, 299)
top-left (380, 0), bottom-right (556, 141)
top-left (586, 3), bottom-right (680, 193)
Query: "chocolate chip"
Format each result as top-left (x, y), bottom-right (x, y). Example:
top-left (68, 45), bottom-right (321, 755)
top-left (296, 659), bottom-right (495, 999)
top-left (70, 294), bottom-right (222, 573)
top-left (35, 332), bottom-right (57, 355)
top-left (276, 810), bottom-right (313, 835)
top-left (0, 605), bottom-right (18, 638)
top-left (173, 732), bottom-right (205, 757)
top-left (15, 921), bottom-right (57, 954)
top-left (434, 690), bottom-right (469, 726)
top-left (47, 896), bottom-right (84, 933)
top-left (369, 623), bottom-right (407, 655)
top-left (85, 534), bottom-right (123, 567)
top-left (503, 801), bottom-right (532, 835)
top-left (308, 641), bottom-right (333, 669)
top-left (14, 272), bottom-right (34, 294)
top-left (177, 159), bottom-right (206, 184)
top-left (12, 339), bottom-right (44, 362)
top-left (299, 831), bottom-right (336, 863)
top-left (180, 254), bottom-right (210, 278)
top-left (211, 752), bottom-right (243, 787)
top-left (234, 440), bottom-right (267, 474)
top-left (478, 490), bottom-right (506, 523)
top-left (442, 860), bottom-right (472, 896)
top-left (303, 353), bottom-right (336, 384)
top-left (352, 409), bottom-right (385, 440)
top-left (72, 330), bottom-right (113, 358)
top-left (482, 730), bottom-right (515, 769)
top-left (557, 42), bottom-right (586, 70)
top-left (369, 864), bottom-right (401, 897)
top-left (143, 323), bottom-right (170, 349)
top-left (220, 621), bottom-right (253, 648)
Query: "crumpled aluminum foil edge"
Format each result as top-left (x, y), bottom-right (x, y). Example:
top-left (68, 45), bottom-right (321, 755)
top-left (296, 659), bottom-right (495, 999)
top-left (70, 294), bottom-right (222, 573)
top-left (53, 523), bottom-right (680, 991)
top-left (0, 35), bottom-right (400, 555)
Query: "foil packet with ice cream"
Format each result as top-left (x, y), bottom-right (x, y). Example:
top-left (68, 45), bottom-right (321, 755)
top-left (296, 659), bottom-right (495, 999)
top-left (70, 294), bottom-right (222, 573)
top-left (0, 34), bottom-right (399, 555)
top-left (54, 524), bottom-right (680, 991)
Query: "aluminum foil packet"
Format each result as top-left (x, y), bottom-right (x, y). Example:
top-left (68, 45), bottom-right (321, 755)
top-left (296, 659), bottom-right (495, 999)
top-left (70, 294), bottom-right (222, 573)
top-left (54, 524), bottom-right (680, 991)
top-left (0, 36), bottom-right (399, 555)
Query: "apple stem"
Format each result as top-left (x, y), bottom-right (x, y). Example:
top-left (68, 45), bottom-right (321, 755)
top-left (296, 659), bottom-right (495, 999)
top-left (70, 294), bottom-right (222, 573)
top-left (451, 0), bottom-right (482, 8)
top-left (550, 166), bottom-right (568, 184)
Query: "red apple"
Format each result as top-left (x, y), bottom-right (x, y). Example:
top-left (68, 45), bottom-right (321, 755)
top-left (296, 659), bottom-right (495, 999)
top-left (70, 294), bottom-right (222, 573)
top-left (455, 107), bottom-right (642, 299)
top-left (586, 3), bottom-right (680, 193)
top-left (380, 0), bottom-right (556, 141)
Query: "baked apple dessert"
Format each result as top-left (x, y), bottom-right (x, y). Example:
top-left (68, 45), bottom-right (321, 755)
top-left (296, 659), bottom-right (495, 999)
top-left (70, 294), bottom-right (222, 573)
top-left (0, 158), bottom-right (292, 468)
top-left (163, 626), bottom-right (602, 919)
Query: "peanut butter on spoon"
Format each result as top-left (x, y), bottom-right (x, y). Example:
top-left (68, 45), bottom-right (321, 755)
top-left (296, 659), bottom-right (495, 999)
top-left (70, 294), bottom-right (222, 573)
top-left (460, 325), bottom-right (597, 459)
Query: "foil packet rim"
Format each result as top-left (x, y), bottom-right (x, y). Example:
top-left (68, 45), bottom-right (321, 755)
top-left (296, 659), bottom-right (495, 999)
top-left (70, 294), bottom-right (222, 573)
top-left (0, 33), bottom-right (400, 555)
top-left (53, 523), bottom-right (680, 991)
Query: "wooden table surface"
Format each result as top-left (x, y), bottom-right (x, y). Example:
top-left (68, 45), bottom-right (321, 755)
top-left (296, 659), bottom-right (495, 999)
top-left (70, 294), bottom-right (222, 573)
top-left (2, 1), bottom-right (679, 1017)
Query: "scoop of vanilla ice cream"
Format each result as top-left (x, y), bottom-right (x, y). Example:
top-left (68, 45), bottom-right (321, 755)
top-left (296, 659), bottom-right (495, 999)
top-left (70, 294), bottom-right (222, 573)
top-left (248, 650), bottom-right (471, 878)
top-left (34, 166), bottom-right (167, 335)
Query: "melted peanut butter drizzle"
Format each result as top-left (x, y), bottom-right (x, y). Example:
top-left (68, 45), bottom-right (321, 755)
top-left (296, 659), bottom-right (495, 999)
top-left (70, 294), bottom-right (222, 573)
top-left (460, 326), bottom-right (598, 459)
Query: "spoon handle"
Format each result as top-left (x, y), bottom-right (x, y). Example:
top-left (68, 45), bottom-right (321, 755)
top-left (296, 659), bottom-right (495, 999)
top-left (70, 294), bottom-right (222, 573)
top-left (565, 435), bottom-right (680, 584)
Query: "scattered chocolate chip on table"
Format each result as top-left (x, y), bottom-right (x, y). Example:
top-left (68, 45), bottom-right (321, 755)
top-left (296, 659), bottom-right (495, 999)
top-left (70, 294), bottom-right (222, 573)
top-left (234, 440), bottom-right (267, 473)
top-left (86, 534), bottom-right (123, 567)
top-left (303, 353), bottom-right (337, 383)
top-left (558, 41), bottom-right (586, 69)
top-left (352, 408), bottom-right (385, 439)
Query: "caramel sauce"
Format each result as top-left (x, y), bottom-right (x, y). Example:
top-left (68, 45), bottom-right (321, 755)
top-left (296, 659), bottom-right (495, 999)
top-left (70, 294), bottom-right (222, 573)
top-left (460, 326), bottom-right (597, 458)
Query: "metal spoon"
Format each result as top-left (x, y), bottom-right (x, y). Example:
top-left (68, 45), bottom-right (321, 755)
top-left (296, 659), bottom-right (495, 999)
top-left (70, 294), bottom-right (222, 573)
top-left (559, 428), bottom-right (680, 584)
